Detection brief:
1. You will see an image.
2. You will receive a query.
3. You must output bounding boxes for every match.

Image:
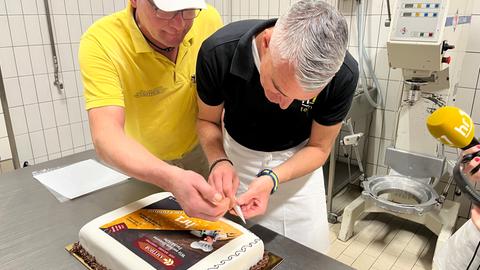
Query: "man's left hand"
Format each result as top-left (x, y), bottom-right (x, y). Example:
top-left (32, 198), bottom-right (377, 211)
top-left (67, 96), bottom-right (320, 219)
top-left (235, 176), bottom-right (273, 219)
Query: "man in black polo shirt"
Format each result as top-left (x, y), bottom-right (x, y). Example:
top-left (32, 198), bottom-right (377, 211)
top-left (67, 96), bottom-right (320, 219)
top-left (196, 0), bottom-right (358, 253)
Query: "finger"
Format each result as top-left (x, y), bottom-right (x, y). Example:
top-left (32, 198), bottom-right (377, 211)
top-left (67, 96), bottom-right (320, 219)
top-left (207, 174), bottom-right (215, 186)
top-left (236, 183), bottom-right (260, 203)
top-left (213, 175), bottom-right (225, 197)
top-left (232, 175), bottom-right (240, 198)
top-left (237, 194), bottom-right (256, 211)
top-left (241, 201), bottom-right (262, 219)
top-left (463, 145), bottom-right (480, 155)
top-left (189, 211), bottom-right (221, 222)
top-left (188, 199), bottom-right (230, 221)
top-left (203, 197), bottom-right (231, 219)
top-left (222, 175), bottom-right (232, 197)
top-left (183, 200), bottom-right (219, 220)
top-left (208, 172), bottom-right (225, 196)
top-left (227, 197), bottom-right (236, 210)
top-left (228, 177), bottom-right (238, 210)
top-left (193, 178), bottom-right (223, 205)
top-left (473, 157), bottom-right (480, 167)
top-left (464, 157), bottom-right (480, 175)
top-left (236, 191), bottom-right (253, 206)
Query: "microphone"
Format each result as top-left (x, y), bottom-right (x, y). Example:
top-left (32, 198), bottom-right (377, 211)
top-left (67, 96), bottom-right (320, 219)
top-left (426, 106), bottom-right (480, 205)
top-left (426, 106), bottom-right (478, 150)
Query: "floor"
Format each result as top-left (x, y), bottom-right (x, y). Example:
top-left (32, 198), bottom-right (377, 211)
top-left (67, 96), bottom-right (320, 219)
top-left (326, 187), bottom-right (436, 270)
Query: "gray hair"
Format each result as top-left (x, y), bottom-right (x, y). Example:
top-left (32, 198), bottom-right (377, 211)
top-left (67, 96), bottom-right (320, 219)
top-left (270, 0), bottom-right (349, 92)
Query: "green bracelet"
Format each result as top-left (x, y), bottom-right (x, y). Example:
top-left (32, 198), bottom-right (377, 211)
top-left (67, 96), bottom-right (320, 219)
top-left (256, 169), bottom-right (279, 194)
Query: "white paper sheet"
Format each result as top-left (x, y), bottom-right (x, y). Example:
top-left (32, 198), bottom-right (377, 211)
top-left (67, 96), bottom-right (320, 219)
top-left (33, 159), bottom-right (130, 201)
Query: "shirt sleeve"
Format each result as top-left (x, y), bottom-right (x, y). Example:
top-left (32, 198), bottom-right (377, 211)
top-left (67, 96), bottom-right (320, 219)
top-left (433, 219), bottom-right (480, 270)
top-left (196, 46), bottom-right (224, 106)
top-left (194, 5), bottom-right (224, 106)
top-left (79, 34), bottom-right (124, 110)
top-left (313, 61), bottom-right (359, 126)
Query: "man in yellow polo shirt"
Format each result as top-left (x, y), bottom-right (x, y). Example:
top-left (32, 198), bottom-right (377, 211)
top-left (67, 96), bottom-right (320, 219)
top-left (79, 0), bottom-right (228, 220)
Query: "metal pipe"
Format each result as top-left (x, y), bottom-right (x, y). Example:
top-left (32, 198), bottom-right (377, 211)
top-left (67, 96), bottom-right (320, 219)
top-left (385, 0), bottom-right (392, 26)
top-left (0, 67), bottom-right (21, 169)
top-left (345, 118), bottom-right (365, 174)
top-left (326, 143), bottom-right (336, 215)
top-left (42, 0), bottom-right (63, 92)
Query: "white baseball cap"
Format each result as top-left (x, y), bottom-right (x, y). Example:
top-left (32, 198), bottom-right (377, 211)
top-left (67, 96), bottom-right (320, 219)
top-left (151, 0), bottom-right (207, 12)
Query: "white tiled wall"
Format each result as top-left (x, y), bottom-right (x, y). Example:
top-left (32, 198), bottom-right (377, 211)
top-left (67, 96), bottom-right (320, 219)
top-left (206, 0), bottom-right (337, 23)
top-left (0, 0), bottom-right (128, 165)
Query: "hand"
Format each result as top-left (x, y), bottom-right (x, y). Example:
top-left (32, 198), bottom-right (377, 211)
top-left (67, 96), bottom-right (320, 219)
top-left (209, 161), bottom-right (239, 209)
top-left (462, 145), bottom-right (480, 180)
top-left (235, 176), bottom-right (274, 219)
top-left (169, 169), bottom-right (230, 221)
top-left (464, 145), bottom-right (480, 230)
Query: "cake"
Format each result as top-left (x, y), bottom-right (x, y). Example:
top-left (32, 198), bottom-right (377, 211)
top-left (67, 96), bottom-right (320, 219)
top-left (75, 192), bottom-right (265, 270)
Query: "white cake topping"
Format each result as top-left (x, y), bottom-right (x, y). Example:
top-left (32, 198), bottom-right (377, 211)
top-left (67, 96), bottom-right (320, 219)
top-left (79, 192), bottom-right (264, 270)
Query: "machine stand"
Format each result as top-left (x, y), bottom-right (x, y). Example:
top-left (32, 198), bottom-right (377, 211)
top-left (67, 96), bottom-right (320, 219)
top-left (338, 196), bottom-right (460, 259)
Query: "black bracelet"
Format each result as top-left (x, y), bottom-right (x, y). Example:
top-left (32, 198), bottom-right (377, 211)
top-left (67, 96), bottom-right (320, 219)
top-left (209, 158), bottom-right (233, 173)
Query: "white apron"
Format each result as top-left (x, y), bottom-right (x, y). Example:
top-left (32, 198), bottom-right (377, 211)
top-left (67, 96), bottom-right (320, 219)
top-left (223, 130), bottom-right (329, 253)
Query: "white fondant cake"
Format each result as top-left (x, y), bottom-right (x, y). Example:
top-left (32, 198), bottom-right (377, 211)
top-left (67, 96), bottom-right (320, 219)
top-left (78, 192), bottom-right (264, 270)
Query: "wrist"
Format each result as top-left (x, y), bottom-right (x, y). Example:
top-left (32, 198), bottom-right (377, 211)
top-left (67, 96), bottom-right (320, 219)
top-left (209, 158), bottom-right (233, 173)
top-left (256, 169), bottom-right (279, 194)
top-left (158, 163), bottom-right (183, 191)
top-left (257, 175), bottom-right (274, 194)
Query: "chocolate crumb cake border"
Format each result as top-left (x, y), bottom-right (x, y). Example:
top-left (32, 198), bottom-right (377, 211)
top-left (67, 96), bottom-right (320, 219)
top-left (67, 241), bottom-right (277, 270)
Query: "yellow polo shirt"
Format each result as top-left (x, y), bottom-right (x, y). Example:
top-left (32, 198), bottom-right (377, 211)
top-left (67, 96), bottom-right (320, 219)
top-left (79, 4), bottom-right (222, 160)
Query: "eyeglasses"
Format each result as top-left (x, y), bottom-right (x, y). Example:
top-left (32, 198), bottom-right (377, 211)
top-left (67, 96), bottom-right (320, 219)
top-left (146, 0), bottom-right (201, 20)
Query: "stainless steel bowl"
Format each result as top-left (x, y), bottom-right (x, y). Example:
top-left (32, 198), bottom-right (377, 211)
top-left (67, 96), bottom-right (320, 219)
top-left (361, 175), bottom-right (439, 215)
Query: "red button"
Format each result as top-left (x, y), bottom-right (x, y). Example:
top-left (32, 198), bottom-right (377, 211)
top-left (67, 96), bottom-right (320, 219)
top-left (442, 56), bottom-right (452, 64)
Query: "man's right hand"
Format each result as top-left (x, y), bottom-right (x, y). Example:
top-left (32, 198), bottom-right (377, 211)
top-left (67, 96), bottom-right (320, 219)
top-left (88, 107), bottom-right (230, 221)
top-left (208, 161), bottom-right (239, 209)
top-left (169, 169), bottom-right (231, 221)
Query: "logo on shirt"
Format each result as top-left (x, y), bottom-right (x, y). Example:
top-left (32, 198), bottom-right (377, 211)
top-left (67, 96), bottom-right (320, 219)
top-left (300, 97), bottom-right (316, 113)
top-left (134, 87), bottom-right (164, 98)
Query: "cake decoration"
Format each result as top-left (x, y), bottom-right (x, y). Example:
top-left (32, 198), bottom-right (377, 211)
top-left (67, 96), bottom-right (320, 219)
top-left (72, 192), bottom-right (266, 270)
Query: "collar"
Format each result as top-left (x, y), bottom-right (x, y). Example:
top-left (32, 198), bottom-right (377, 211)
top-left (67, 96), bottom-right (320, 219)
top-left (251, 37), bottom-right (261, 72)
top-left (230, 19), bottom-right (277, 80)
top-left (125, 3), bottom-right (195, 54)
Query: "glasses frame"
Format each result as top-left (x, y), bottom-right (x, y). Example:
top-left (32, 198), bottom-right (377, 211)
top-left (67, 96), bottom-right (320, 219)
top-left (146, 0), bottom-right (201, 20)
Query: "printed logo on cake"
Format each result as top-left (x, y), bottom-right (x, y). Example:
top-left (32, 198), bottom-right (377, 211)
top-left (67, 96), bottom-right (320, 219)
top-left (105, 222), bottom-right (128, 233)
top-left (99, 196), bottom-right (243, 269)
top-left (135, 237), bottom-right (181, 269)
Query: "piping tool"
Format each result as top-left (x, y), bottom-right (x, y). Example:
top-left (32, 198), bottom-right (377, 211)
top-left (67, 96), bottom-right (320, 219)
top-left (233, 204), bottom-right (246, 224)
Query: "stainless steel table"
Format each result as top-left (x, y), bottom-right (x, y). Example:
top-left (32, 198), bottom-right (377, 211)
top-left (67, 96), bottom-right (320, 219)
top-left (0, 150), bottom-right (353, 270)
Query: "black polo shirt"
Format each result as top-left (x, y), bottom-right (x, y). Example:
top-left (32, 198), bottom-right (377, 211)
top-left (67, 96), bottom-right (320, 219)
top-left (196, 19), bottom-right (359, 152)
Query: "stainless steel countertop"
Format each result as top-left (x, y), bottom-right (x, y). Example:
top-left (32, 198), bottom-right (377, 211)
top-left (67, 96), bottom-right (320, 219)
top-left (0, 150), bottom-right (352, 270)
